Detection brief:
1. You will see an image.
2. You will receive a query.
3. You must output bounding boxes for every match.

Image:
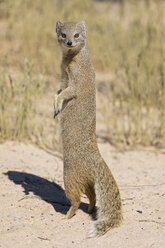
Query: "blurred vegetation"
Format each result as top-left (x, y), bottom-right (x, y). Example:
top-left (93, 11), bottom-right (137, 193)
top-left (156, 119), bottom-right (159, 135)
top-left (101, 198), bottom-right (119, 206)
top-left (0, 59), bottom-right (43, 139)
top-left (0, 0), bottom-right (165, 149)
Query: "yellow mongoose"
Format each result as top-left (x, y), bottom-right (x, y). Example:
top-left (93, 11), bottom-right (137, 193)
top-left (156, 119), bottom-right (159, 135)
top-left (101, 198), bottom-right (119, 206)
top-left (54, 21), bottom-right (122, 237)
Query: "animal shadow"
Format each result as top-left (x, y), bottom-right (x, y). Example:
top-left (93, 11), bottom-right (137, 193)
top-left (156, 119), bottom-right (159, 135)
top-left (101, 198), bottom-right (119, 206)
top-left (4, 171), bottom-right (89, 215)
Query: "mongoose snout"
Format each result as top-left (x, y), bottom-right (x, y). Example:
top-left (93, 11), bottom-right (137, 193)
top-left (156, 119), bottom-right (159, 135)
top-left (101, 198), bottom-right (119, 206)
top-left (67, 41), bottom-right (72, 46)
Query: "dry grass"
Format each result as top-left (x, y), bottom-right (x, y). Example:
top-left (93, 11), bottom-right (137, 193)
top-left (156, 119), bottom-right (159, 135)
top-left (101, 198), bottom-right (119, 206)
top-left (0, 0), bottom-right (165, 149)
top-left (0, 59), bottom-right (44, 140)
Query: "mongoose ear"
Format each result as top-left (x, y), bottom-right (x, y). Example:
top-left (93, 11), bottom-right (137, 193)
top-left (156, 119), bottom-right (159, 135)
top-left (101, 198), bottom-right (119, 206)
top-left (56, 21), bottom-right (63, 36)
top-left (77, 21), bottom-right (86, 37)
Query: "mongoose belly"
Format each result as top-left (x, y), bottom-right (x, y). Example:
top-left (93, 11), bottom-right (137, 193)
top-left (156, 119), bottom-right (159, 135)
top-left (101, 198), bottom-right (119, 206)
top-left (60, 93), bottom-right (96, 149)
top-left (61, 94), bottom-right (99, 182)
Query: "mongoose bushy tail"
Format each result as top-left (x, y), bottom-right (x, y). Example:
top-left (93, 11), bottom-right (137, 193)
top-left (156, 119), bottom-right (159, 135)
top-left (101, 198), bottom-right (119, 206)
top-left (88, 159), bottom-right (122, 237)
top-left (54, 20), bottom-right (122, 238)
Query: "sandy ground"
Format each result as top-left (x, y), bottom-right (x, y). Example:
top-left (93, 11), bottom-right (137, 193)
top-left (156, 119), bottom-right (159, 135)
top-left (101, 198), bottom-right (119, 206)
top-left (0, 141), bottom-right (165, 248)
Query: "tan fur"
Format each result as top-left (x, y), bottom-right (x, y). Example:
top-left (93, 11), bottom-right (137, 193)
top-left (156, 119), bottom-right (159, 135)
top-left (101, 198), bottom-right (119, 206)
top-left (54, 21), bottom-right (122, 237)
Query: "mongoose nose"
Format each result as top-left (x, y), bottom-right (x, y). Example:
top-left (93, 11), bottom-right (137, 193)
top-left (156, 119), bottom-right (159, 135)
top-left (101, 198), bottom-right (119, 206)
top-left (67, 41), bottom-right (72, 46)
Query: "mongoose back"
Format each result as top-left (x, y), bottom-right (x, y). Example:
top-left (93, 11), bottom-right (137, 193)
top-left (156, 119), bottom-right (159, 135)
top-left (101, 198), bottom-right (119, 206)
top-left (54, 21), bottom-right (122, 237)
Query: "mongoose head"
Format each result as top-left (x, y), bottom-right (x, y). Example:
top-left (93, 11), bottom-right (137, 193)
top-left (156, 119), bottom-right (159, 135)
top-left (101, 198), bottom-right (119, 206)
top-left (56, 21), bottom-right (86, 52)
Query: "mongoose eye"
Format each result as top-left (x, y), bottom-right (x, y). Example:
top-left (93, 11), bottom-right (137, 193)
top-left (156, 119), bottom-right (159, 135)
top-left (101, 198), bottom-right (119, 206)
top-left (74, 33), bottom-right (79, 38)
top-left (61, 33), bottom-right (66, 38)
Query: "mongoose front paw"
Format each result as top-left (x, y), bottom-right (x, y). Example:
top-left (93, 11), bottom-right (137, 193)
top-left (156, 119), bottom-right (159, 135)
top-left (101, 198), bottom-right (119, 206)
top-left (53, 94), bottom-right (63, 118)
top-left (54, 109), bottom-right (60, 118)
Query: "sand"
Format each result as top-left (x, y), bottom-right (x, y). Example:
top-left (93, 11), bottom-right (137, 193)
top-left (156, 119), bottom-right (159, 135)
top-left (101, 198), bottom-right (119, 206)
top-left (0, 141), bottom-right (165, 248)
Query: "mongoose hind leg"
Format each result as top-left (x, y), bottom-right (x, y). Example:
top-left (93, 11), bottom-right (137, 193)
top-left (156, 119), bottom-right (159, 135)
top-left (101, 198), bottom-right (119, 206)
top-left (65, 189), bottom-right (81, 219)
top-left (85, 186), bottom-right (96, 214)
